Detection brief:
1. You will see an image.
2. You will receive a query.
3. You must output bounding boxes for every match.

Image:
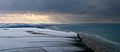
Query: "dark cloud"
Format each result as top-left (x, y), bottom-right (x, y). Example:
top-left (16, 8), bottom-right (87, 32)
top-left (0, 0), bottom-right (120, 23)
top-left (0, 0), bottom-right (96, 14)
top-left (88, 0), bottom-right (120, 17)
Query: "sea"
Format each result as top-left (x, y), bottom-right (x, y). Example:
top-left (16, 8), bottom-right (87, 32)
top-left (53, 23), bottom-right (120, 44)
top-left (0, 23), bottom-right (120, 44)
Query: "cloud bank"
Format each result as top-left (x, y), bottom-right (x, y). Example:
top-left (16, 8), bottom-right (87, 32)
top-left (0, 0), bottom-right (120, 23)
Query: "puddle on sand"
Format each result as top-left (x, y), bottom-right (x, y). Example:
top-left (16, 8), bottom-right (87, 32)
top-left (26, 31), bottom-right (50, 35)
top-left (3, 29), bottom-right (9, 30)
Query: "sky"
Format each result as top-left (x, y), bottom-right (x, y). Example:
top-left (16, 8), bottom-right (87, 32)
top-left (0, 0), bottom-right (120, 23)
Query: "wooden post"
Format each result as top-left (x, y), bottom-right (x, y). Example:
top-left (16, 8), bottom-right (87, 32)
top-left (76, 33), bottom-right (82, 43)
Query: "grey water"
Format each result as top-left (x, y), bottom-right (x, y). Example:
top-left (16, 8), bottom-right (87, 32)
top-left (0, 23), bottom-right (120, 44)
top-left (53, 23), bottom-right (120, 44)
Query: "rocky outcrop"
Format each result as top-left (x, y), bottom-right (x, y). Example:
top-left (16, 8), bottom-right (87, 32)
top-left (78, 33), bottom-right (120, 52)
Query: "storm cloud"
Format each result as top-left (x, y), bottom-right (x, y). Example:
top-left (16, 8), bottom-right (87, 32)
top-left (0, 0), bottom-right (120, 23)
top-left (0, 0), bottom-right (96, 14)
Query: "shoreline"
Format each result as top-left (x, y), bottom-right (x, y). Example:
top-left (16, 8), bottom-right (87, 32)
top-left (78, 33), bottom-right (120, 52)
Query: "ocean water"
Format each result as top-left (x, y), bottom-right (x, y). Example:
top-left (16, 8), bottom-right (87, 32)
top-left (54, 24), bottom-right (120, 44)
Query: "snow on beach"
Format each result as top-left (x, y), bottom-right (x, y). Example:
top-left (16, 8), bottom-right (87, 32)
top-left (0, 28), bottom-right (86, 52)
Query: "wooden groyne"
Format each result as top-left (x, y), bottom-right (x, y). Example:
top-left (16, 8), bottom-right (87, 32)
top-left (77, 33), bottom-right (120, 52)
